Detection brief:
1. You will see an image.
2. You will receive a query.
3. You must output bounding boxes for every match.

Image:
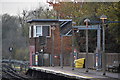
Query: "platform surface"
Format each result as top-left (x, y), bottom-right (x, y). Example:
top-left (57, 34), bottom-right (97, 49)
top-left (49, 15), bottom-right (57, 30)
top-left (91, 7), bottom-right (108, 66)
top-left (30, 66), bottom-right (120, 80)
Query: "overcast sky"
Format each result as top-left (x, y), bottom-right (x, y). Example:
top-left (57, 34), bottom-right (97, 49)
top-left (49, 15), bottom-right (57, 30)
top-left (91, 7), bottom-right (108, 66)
top-left (0, 0), bottom-right (49, 16)
top-left (0, 0), bottom-right (119, 16)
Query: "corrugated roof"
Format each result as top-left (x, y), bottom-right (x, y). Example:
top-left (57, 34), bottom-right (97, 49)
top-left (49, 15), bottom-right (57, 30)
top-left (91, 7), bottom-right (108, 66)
top-left (27, 19), bottom-right (72, 23)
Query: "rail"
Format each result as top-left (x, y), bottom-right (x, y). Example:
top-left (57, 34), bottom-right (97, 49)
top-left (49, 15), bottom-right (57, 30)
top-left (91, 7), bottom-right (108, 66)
top-left (1, 60), bottom-right (30, 80)
top-left (2, 59), bottom-right (29, 72)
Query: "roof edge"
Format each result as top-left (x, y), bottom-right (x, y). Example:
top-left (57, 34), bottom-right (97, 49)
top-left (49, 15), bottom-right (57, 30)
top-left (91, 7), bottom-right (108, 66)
top-left (27, 19), bottom-right (72, 23)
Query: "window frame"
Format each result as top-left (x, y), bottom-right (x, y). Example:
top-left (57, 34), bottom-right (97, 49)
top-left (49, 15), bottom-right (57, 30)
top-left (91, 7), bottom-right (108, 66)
top-left (33, 25), bottom-right (51, 38)
top-left (36, 25), bottom-right (42, 37)
top-left (29, 26), bottom-right (31, 38)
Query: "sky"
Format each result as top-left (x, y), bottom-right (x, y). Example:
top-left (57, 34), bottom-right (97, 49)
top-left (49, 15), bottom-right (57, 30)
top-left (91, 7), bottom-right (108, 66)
top-left (0, 0), bottom-right (48, 16)
top-left (0, 0), bottom-right (119, 16)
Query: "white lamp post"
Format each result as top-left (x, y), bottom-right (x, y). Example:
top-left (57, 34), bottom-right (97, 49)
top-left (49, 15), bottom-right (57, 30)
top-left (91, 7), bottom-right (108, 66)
top-left (100, 14), bottom-right (107, 75)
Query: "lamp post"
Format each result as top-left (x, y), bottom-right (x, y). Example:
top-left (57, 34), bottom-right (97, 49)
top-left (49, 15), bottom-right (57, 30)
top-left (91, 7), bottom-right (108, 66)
top-left (51, 25), bottom-right (56, 67)
top-left (71, 22), bottom-right (76, 70)
top-left (84, 18), bottom-right (90, 72)
top-left (100, 14), bottom-right (107, 75)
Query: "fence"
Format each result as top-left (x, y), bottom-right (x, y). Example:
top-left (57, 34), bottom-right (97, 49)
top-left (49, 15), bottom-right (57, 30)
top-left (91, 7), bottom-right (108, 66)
top-left (77, 53), bottom-right (120, 69)
top-left (31, 53), bottom-right (119, 69)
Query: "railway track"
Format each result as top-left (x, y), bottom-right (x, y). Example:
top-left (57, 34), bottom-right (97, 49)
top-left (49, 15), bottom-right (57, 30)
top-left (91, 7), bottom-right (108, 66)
top-left (2, 64), bottom-right (29, 80)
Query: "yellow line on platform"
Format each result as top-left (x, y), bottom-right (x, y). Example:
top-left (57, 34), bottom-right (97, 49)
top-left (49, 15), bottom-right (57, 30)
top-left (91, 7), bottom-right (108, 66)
top-left (63, 72), bottom-right (93, 78)
top-left (31, 67), bottom-right (94, 79)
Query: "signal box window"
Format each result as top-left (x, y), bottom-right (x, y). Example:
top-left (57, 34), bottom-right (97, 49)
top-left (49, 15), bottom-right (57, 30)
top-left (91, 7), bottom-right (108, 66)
top-left (29, 25), bottom-right (51, 38)
top-left (36, 26), bottom-right (42, 37)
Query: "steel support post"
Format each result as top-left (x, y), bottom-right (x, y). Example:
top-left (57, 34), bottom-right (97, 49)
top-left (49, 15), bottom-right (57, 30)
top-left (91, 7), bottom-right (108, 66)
top-left (102, 23), bottom-right (106, 75)
top-left (85, 29), bottom-right (89, 72)
top-left (97, 26), bottom-right (101, 70)
top-left (72, 28), bottom-right (74, 70)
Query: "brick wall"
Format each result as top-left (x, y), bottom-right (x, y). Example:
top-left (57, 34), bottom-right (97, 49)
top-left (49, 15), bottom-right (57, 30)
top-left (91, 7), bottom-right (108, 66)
top-left (29, 24), bottom-right (72, 66)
